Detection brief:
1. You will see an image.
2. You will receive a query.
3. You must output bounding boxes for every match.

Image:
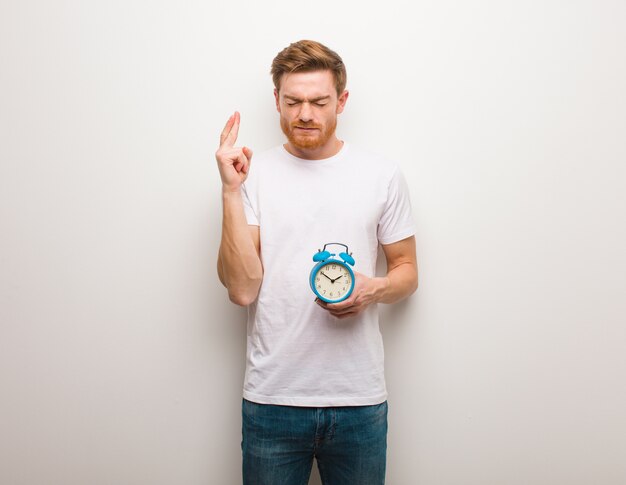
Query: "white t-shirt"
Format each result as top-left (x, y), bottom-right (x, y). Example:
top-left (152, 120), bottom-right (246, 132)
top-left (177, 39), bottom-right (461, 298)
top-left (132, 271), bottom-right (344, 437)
top-left (240, 141), bottom-right (416, 407)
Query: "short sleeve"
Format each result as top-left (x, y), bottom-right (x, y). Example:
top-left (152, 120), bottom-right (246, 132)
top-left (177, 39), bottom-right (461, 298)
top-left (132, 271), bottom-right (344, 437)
top-left (241, 182), bottom-right (260, 226)
top-left (377, 166), bottom-right (417, 245)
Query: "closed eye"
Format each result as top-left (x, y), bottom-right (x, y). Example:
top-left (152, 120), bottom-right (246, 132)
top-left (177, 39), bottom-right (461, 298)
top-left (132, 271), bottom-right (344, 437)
top-left (287, 102), bottom-right (327, 107)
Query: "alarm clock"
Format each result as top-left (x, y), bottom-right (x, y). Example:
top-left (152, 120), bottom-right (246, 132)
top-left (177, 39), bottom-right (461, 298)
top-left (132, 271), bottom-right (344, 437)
top-left (310, 243), bottom-right (356, 303)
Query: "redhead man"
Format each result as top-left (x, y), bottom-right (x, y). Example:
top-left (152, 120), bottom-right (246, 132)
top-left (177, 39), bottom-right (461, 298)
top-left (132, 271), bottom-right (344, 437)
top-left (216, 40), bottom-right (418, 485)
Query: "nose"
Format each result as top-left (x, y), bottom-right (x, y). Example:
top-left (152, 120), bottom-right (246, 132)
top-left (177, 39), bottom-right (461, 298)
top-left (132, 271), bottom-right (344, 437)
top-left (298, 102), bottom-right (313, 123)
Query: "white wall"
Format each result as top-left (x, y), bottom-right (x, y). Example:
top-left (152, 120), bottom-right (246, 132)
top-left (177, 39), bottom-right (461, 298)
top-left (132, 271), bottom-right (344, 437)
top-left (1, 1), bottom-right (625, 484)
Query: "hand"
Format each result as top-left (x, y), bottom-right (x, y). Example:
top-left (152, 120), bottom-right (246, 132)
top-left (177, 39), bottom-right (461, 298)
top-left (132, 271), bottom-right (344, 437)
top-left (215, 111), bottom-right (253, 193)
top-left (315, 272), bottom-right (389, 320)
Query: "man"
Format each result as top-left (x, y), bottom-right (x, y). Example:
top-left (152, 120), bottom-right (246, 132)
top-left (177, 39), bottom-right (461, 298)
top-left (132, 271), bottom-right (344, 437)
top-left (216, 40), bottom-right (418, 485)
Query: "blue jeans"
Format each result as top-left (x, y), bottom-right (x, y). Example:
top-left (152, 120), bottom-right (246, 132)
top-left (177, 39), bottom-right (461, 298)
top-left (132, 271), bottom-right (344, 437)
top-left (241, 398), bottom-right (388, 485)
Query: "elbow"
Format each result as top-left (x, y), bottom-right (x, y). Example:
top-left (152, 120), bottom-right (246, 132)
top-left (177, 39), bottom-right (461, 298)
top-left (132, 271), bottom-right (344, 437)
top-left (228, 278), bottom-right (262, 307)
top-left (229, 291), bottom-right (257, 307)
top-left (410, 268), bottom-right (419, 295)
top-left (404, 279), bottom-right (418, 301)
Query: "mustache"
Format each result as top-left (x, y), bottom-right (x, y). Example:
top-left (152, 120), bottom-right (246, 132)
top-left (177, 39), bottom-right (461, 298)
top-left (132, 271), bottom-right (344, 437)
top-left (292, 123), bottom-right (321, 129)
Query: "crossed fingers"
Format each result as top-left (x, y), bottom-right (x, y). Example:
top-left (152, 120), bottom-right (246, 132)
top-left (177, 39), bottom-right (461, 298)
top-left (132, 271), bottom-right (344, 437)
top-left (220, 111), bottom-right (240, 148)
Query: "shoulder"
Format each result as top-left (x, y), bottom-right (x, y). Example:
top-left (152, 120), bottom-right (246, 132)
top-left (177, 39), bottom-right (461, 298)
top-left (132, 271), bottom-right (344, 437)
top-left (251, 144), bottom-right (284, 166)
top-left (344, 143), bottom-right (402, 182)
top-left (243, 144), bottom-right (283, 187)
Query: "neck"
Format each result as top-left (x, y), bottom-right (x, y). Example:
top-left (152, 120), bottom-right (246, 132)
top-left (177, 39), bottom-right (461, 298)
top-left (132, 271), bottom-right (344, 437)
top-left (284, 137), bottom-right (344, 160)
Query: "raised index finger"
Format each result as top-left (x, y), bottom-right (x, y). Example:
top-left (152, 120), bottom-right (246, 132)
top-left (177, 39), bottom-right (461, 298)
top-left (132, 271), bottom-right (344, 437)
top-left (220, 111), bottom-right (240, 147)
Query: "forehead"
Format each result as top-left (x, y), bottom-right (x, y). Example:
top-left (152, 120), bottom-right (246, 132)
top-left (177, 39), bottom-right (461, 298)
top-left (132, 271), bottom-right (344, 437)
top-left (279, 70), bottom-right (336, 99)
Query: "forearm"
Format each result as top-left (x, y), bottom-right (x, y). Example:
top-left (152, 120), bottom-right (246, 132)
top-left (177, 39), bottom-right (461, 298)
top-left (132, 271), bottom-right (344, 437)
top-left (374, 261), bottom-right (418, 304)
top-left (218, 189), bottom-right (263, 305)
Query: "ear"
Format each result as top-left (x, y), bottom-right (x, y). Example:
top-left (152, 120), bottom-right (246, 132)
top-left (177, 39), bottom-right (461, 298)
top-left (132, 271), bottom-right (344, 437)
top-left (336, 90), bottom-right (349, 114)
top-left (274, 88), bottom-right (281, 113)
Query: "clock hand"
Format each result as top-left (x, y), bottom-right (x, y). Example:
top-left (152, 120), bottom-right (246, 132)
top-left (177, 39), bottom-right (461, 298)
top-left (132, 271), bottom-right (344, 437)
top-left (321, 271), bottom-right (333, 282)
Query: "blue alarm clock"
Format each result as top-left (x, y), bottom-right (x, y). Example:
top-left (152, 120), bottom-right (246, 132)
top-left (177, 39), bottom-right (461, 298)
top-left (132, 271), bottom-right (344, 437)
top-left (310, 243), bottom-right (356, 303)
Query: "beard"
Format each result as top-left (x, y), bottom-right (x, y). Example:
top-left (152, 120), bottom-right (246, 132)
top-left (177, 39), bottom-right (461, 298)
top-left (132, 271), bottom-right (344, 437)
top-left (280, 116), bottom-right (337, 150)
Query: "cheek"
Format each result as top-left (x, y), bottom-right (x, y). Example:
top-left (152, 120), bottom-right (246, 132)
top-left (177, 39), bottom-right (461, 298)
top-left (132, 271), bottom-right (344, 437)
top-left (279, 113), bottom-right (292, 127)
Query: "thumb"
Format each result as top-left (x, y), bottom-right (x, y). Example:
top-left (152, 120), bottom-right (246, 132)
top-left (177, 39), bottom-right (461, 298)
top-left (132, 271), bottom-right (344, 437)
top-left (242, 147), bottom-right (253, 173)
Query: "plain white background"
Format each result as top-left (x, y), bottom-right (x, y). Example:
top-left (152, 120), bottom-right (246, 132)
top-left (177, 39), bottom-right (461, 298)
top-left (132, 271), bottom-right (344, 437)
top-left (1, 1), bottom-right (625, 484)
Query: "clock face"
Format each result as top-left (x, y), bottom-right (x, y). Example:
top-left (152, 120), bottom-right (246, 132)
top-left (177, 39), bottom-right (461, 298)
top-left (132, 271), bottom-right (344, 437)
top-left (313, 262), bottom-right (353, 302)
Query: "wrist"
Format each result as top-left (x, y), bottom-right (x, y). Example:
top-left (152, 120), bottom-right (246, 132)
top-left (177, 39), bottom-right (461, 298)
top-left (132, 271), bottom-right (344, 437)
top-left (222, 186), bottom-right (242, 197)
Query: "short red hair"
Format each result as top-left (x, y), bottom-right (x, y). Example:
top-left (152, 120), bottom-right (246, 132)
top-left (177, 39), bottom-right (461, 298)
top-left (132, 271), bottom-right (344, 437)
top-left (270, 40), bottom-right (347, 97)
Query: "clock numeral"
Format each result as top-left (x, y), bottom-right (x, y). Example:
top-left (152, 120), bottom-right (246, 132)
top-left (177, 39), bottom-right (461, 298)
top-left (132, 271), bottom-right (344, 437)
top-left (342, 287), bottom-right (346, 291)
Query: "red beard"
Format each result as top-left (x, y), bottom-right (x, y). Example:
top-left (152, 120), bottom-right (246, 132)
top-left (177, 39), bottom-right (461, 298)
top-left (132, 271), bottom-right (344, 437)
top-left (280, 116), bottom-right (337, 150)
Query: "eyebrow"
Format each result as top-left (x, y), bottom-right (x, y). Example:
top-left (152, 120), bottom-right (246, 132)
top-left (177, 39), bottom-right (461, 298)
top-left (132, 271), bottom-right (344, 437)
top-left (283, 95), bottom-right (331, 102)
